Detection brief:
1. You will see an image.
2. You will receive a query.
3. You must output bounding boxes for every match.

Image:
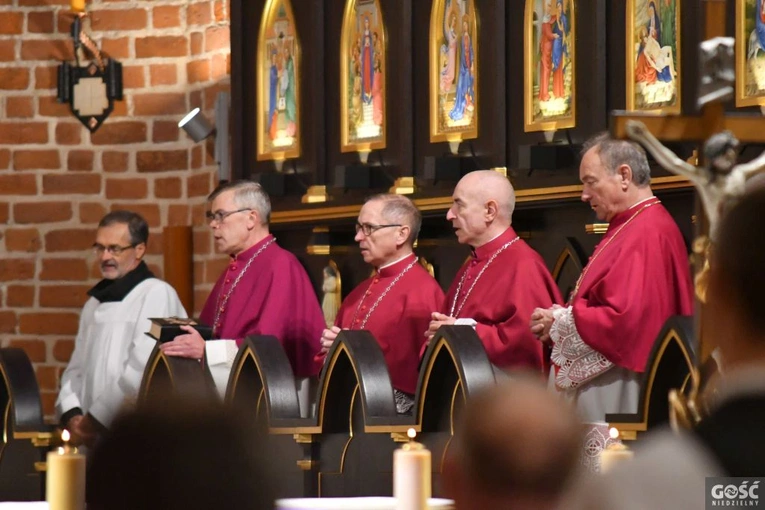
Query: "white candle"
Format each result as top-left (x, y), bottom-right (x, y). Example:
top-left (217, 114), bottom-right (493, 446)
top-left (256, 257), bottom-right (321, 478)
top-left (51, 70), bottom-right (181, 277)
top-left (46, 430), bottom-right (86, 510)
top-left (394, 428), bottom-right (431, 510)
top-left (599, 427), bottom-right (634, 474)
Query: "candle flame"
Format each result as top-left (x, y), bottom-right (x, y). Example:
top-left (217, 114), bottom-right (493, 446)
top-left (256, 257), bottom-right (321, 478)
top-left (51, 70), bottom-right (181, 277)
top-left (61, 429), bottom-right (71, 443)
top-left (608, 427), bottom-right (620, 440)
top-left (407, 428), bottom-right (416, 440)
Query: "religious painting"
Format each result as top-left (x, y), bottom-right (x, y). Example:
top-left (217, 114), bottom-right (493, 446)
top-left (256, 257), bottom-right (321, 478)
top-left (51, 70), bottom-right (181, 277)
top-left (429, 0), bottom-right (479, 144)
top-left (736, 0), bottom-right (765, 107)
top-left (625, 0), bottom-right (681, 114)
top-left (524, 0), bottom-right (576, 132)
top-left (340, 0), bottom-right (387, 154)
top-left (256, 0), bottom-right (301, 162)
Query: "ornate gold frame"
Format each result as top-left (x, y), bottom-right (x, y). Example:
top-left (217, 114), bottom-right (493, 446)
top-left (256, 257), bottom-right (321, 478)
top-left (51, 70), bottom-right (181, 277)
top-left (523, 0), bottom-right (576, 132)
top-left (256, 0), bottom-right (302, 162)
top-left (340, 0), bottom-right (387, 154)
top-left (625, 0), bottom-right (682, 114)
top-left (429, 0), bottom-right (479, 144)
top-left (735, 0), bottom-right (765, 107)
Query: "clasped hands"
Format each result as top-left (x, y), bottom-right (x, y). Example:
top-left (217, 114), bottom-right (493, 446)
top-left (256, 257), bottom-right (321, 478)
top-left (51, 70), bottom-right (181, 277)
top-left (529, 304), bottom-right (564, 343)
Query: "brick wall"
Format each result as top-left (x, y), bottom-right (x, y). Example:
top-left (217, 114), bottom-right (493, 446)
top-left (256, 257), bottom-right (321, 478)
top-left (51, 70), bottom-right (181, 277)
top-left (0, 0), bottom-right (231, 418)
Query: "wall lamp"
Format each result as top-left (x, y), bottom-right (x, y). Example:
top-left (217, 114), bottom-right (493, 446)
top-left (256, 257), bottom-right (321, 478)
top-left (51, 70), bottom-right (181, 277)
top-left (178, 92), bottom-right (231, 182)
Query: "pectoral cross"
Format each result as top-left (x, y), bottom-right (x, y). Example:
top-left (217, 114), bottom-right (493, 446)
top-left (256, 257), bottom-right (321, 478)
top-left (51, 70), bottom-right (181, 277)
top-left (611, 0), bottom-right (765, 360)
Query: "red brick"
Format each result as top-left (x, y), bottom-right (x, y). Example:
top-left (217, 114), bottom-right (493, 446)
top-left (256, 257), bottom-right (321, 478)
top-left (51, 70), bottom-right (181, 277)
top-left (112, 99), bottom-right (128, 117)
top-left (0, 259), bottom-right (35, 281)
top-left (133, 93), bottom-right (187, 116)
top-left (167, 204), bottom-right (190, 226)
top-left (79, 202), bottom-right (107, 224)
top-left (102, 151), bottom-right (129, 172)
top-left (14, 201), bottom-right (73, 223)
top-left (13, 150), bottom-right (60, 170)
top-left (36, 366), bottom-right (58, 391)
top-left (205, 258), bottom-right (229, 283)
top-left (190, 145), bottom-right (202, 169)
top-left (0, 149), bottom-right (9, 169)
top-left (135, 36), bottom-right (188, 58)
top-left (53, 339), bottom-right (75, 362)
top-left (0, 202), bottom-right (8, 224)
top-left (6, 96), bottom-right (34, 118)
top-left (137, 150), bottom-right (188, 173)
top-left (0, 122), bottom-right (47, 144)
top-left (188, 173), bottom-right (211, 197)
top-left (34, 65), bottom-right (57, 89)
top-left (193, 289), bottom-right (208, 315)
top-left (153, 5), bottom-right (181, 28)
top-left (19, 313), bottom-right (79, 335)
top-left (55, 123), bottom-right (82, 145)
top-left (214, 0), bottom-right (227, 22)
top-left (205, 26), bottom-right (230, 52)
top-left (105, 178), bottom-right (148, 199)
top-left (55, 10), bottom-right (74, 33)
top-left (190, 32), bottom-right (203, 56)
top-left (5, 228), bottom-right (41, 252)
top-left (40, 258), bottom-right (88, 280)
top-left (38, 95), bottom-right (71, 117)
top-left (189, 90), bottom-right (202, 110)
top-left (101, 37), bottom-right (130, 59)
top-left (44, 229), bottom-right (94, 252)
top-left (0, 68), bottom-right (30, 89)
top-left (7, 285), bottom-right (35, 307)
top-left (20, 0), bottom-right (69, 6)
top-left (203, 84), bottom-right (229, 111)
top-left (67, 150), bottom-right (93, 171)
top-left (193, 260), bottom-right (205, 285)
top-left (149, 64), bottom-right (176, 86)
top-left (39, 284), bottom-right (91, 308)
top-left (155, 176), bottom-right (182, 198)
top-left (211, 54), bottom-right (228, 80)
top-left (28, 11), bottom-right (54, 33)
top-left (110, 203), bottom-right (160, 227)
top-left (91, 8), bottom-right (147, 31)
top-left (0, 40), bottom-right (15, 61)
top-left (9, 339), bottom-right (47, 361)
top-left (193, 229), bottom-right (211, 254)
top-left (0, 12), bottom-right (23, 34)
top-left (187, 59), bottom-right (211, 83)
top-left (152, 120), bottom-right (179, 143)
top-left (191, 202), bottom-right (207, 226)
top-left (145, 232), bottom-right (163, 255)
top-left (90, 121), bottom-right (147, 145)
top-left (41, 392), bottom-right (56, 420)
top-left (187, 2), bottom-right (212, 25)
top-left (42, 173), bottom-right (101, 195)
top-left (0, 174), bottom-right (37, 195)
top-left (21, 40), bottom-right (73, 61)
top-left (0, 312), bottom-right (17, 334)
top-left (121, 65), bottom-right (144, 89)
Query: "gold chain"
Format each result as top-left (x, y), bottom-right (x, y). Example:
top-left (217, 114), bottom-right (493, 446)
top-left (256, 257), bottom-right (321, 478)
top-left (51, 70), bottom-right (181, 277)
top-left (350, 257), bottom-right (418, 329)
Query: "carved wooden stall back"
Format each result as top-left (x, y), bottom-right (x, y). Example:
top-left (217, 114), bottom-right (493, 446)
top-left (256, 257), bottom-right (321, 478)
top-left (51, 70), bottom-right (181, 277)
top-left (311, 329), bottom-right (403, 498)
top-left (415, 325), bottom-right (495, 496)
top-left (138, 345), bottom-right (217, 404)
top-left (0, 348), bottom-right (50, 501)
top-left (225, 335), bottom-right (309, 499)
top-left (606, 315), bottom-right (696, 439)
top-left (550, 237), bottom-right (587, 301)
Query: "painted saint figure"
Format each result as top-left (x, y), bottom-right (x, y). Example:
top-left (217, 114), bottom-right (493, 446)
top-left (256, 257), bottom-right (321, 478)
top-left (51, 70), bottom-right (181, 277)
top-left (281, 44), bottom-right (297, 137)
top-left (538, 2), bottom-right (557, 102)
top-left (449, 16), bottom-right (475, 121)
top-left (268, 50), bottom-right (279, 138)
top-left (551, 0), bottom-right (569, 98)
top-left (440, 10), bottom-right (458, 93)
top-left (360, 16), bottom-right (374, 104)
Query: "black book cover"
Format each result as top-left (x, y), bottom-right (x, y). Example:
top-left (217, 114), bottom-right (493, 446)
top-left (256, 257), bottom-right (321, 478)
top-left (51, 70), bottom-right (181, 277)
top-left (147, 317), bottom-right (213, 343)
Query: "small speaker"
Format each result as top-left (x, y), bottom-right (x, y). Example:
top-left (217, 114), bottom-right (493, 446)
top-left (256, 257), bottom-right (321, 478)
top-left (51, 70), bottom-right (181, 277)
top-left (518, 144), bottom-right (578, 170)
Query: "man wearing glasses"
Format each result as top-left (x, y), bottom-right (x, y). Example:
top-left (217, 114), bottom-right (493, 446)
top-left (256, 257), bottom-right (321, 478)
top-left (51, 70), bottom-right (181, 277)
top-left (314, 194), bottom-right (444, 414)
top-left (56, 211), bottom-right (187, 447)
top-left (161, 180), bottom-right (324, 412)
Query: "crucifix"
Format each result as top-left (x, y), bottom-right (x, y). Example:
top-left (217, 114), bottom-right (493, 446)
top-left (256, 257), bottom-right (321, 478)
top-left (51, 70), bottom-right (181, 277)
top-left (611, 0), bottom-right (765, 363)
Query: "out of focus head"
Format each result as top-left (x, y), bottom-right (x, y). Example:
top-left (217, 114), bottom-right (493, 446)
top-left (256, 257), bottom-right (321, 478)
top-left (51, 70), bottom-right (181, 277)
top-left (446, 170), bottom-right (516, 248)
top-left (443, 375), bottom-right (582, 510)
top-left (87, 399), bottom-right (274, 510)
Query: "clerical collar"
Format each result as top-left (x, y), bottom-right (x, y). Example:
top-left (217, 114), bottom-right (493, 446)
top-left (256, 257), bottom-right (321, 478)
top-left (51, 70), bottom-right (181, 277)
top-left (231, 234), bottom-right (275, 262)
top-left (472, 227), bottom-right (518, 261)
top-left (377, 253), bottom-right (416, 278)
top-left (87, 261), bottom-right (154, 303)
top-left (607, 197), bottom-right (660, 232)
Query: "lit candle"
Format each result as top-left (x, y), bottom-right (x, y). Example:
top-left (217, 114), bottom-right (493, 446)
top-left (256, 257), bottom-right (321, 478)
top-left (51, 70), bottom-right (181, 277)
top-left (46, 429), bottom-right (86, 510)
top-left (70, 0), bottom-right (85, 13)
top-left (394, 428), bottom-right (431, 510)
top-left (599, 427), bottom-right (634, 474)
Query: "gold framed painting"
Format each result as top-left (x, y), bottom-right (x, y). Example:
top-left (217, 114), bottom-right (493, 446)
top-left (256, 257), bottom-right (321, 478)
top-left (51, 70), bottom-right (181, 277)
top-left (256, 0), bottom-right (301, 162)
top-left (429, 0), bottom-right (479, 144)
top-left (340, 0), bottom-right (387, 154)
top-left (625, 0), bottom-right (681, 114)
top-left (524, 0), bottom-right (576, 132)
top-left (736, 0), bottom-right (765, 107)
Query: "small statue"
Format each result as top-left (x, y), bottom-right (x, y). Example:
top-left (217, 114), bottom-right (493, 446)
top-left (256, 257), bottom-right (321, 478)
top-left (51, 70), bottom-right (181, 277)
top-left (697, 37), bottom-right (735, 108)
top-left (321, 262), bottom-right (341, 328)
top-left (626, 120), bottom-right (765, 242)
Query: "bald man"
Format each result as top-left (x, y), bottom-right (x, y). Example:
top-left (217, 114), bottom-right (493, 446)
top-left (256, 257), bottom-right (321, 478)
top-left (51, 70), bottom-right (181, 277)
top-left (427, 170), bottom-right (561, 371)
top-left (443, 377), bottom-right (582, 510)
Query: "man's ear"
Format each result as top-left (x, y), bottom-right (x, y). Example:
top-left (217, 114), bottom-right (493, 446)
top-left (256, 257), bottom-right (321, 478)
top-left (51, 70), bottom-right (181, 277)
top-left (396, 225), bottom-right (411, 247)
top-left (618, 164), bottom-right (633, 189)
top-left (134, 242), bottom-right (147, 260)
top-left (485, 199), bottom-right (499, 221)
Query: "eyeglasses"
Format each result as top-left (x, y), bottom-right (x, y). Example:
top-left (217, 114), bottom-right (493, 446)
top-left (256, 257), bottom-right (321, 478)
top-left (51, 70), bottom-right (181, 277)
top-left (92, 243), bottom-right (137, 256)
top-left (355, 222), bottom-right (402, 236)
top-left (205, 208), bottom-right (252, 223)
